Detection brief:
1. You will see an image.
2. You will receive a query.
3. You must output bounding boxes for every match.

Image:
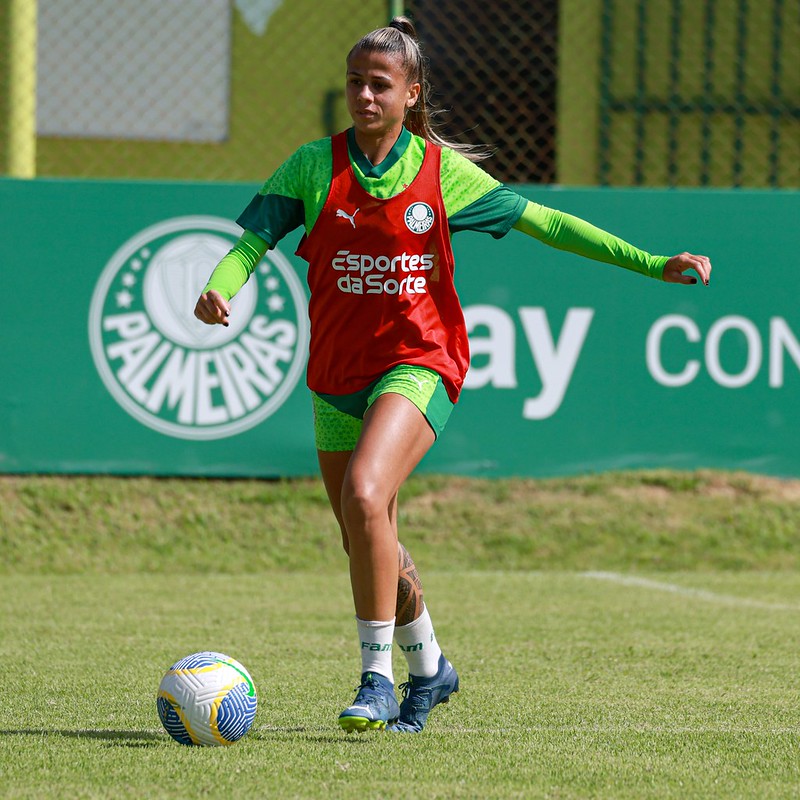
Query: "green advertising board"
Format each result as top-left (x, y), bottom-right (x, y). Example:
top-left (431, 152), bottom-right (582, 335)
top-left (2, 177), bottom-right (798, 477)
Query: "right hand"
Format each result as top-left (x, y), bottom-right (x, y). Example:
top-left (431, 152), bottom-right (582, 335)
top-left (194, 290), bottom-right (231, 327)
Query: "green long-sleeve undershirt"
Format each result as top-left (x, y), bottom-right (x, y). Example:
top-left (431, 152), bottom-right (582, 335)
top-left (204, 230), bottom-right (266, 301)
top-left (203, 201), bottom-right (668, 301)
top-left (513, 201), bottom-right (668, 279)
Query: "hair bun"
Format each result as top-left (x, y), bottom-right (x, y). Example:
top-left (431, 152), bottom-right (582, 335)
top-left (389, 15), bottom-right (418, 40)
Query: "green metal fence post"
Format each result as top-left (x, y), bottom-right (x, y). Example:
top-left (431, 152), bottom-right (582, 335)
top-left (598, 0), bottom-right (614, 185)
top-left (700, 0), bottom-right (716, 187)
top-left (733, 0), bottom-right (748, 187)
top-left (668, 0), bottom-right (683, 185)
top-left (769, 0), bottom-right (784, 187)
top-left (389, 0), bottom-right (404, 21)
top-left (633, 0), bottom-right (648, 185)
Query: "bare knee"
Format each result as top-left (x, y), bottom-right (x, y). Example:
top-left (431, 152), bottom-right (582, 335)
top-left (341, 476), bottom-right (389, 537)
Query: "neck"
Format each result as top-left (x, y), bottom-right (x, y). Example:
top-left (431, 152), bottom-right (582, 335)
top-left (353, 126), bottom-right (402, 166)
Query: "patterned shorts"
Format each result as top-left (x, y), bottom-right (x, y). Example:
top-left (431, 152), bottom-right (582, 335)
top-left (312, 364), bottom-right (455, 452)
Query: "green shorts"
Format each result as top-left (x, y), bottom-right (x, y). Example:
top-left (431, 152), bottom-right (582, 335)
top-left (312, 365), bottom-right (455, 452)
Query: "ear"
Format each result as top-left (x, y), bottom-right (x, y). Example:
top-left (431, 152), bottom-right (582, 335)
top-left (406, 82), bottom-right (421, 109)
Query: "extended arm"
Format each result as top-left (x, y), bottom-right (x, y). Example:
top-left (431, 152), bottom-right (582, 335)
top-left (512, 201), bottom-right (711, 285)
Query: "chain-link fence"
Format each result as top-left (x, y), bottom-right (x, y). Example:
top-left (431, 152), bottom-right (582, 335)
top-left (0, 0), bottom-right (386, 181)
top-left (407, 0), bottom-right (559, 184)
top-left (1, 0), bottom-right (797, 186)
top-left (412, 0), bottom-right (798, 187)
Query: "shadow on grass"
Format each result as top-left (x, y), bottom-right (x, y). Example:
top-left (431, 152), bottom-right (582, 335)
top-left (251, 726), bottom-right (378, 744)
top-left (0, 729), bottom-right (163, 747)
top-left (2, 727), bottom-right (387, 747)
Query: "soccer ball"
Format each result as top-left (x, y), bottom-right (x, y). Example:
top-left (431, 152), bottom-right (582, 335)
top-left (157, 651), bottom-right (257, 746)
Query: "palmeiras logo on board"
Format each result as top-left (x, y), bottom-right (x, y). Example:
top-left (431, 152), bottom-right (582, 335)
top-left (404, 202), bottom-right (434, 234)
top-left (89, 216), bottom-right (309, 440)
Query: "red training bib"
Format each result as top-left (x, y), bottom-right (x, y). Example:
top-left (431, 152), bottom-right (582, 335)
top-left (296, 131), bottom-right (469, 402)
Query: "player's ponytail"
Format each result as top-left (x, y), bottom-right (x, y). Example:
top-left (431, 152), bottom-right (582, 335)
top-left (348, 16), bottom-right (491, 162)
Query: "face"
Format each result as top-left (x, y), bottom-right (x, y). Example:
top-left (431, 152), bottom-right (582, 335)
top-left (346, 49), bottom-right (420, 138)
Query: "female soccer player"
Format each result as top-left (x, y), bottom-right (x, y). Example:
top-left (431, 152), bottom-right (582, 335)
top-left (194, 17), bottom-right (712, 734)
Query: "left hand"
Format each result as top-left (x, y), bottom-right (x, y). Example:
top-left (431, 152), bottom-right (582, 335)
top-left (662, 252), bottom-right (712, 286)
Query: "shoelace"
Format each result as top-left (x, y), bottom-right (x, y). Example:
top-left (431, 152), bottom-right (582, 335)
top-left (398, 681), bottom-right (432, 709)
top-left (354, 676), bottom-right (381, 692)
top-left (352, 676), bottom-right (392, 706)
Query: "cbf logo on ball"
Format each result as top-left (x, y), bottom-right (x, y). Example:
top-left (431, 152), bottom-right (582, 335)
top-left (89, 216), bottom-right (309, 440)
top-left (404, 202), bottom-right (434, 234)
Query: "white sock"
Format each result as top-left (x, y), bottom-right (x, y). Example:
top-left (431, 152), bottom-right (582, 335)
top-left (356, 617), bottom-right (395, 683)
top-left (394, 605), bottom-right (442, 678)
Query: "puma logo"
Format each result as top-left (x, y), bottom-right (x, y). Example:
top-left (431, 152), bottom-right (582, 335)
top-left (409, 374), bottom-right (431, 390)
top-left (336, 208), bottom-right (360, 228)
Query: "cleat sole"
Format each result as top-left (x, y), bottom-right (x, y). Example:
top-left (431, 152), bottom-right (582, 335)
top-left (338, 716), bottom-right (391, 733)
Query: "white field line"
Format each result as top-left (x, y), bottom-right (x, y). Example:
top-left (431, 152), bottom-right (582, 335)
top-left (252, 723), bottom-right (800, 736)
top-left (582, 571), bottom-right (800, 612)
top-left (441, 725), bottom-right (800, 735)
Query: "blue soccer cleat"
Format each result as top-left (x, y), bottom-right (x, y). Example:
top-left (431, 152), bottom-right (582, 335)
top-left (389, 654), bottom-right (459, 733)
top-left (338, 671), bottom-right (400, 733)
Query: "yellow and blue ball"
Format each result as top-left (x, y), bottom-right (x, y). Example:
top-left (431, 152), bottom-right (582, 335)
top-left (157, 651), bottom-right (257, 746)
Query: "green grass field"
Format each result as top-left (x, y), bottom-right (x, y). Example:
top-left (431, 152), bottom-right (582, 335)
top-left (2, 472), bottom-right (800, 798)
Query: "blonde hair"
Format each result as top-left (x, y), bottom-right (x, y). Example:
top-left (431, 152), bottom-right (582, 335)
top-left (347, 16), bottom-right (491, 162)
